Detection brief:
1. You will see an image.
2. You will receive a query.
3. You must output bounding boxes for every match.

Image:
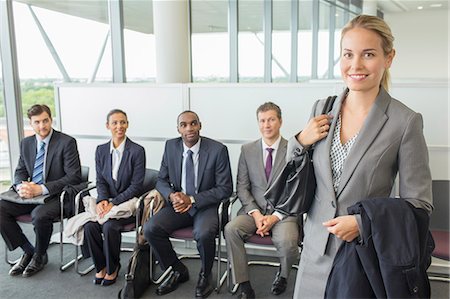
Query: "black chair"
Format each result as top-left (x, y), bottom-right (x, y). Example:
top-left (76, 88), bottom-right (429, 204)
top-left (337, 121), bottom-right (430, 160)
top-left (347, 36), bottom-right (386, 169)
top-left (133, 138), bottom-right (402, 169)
top-left (5, 166), bottom-right (90, 272)
top-left (74, 168), bottom-right (159, 275)
top-left (428, 180), bottom-right (450, 282)
top-left (149, 196), bottom-right (230, 293)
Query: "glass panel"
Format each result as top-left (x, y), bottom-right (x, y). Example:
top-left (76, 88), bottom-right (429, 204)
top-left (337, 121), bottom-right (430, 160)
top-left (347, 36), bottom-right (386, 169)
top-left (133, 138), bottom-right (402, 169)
top-left (191, 0), bottom-right (229, 82)
top-left (123, 0), bottom-right (156, 82)
top-left (238, 0), bottom-right (264, 82)
top-left (0, 57), bottom-right (11, 191)
top-left (272, 0), bottom-right (291, 82)
top-left (13, 0), bottom-right (111, 134)
top-left (298, 0), bottom-right (312, 81)
top-left (318, 0), bottom-right (330, 79)
top-left (333, 6), bottom-right (347, 78)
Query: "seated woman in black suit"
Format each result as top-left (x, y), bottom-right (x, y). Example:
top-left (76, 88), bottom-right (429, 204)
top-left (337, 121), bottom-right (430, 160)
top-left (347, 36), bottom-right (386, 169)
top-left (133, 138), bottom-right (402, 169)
top-left (84, 109), bottom-right (145, 286)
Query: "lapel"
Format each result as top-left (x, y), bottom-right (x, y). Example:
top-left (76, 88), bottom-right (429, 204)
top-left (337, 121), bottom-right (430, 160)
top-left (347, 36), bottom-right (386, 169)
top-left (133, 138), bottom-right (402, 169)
top-left (315, 92), bottom-right (344, 200)
top-left (27, 137), bottom-right (37, 176)
top-left (115, 138), bottom-right (130, 189)
top-left (336, 88), bottom-right (390, 198)
top-left (253, 140), bottom-right (266, 185)
top-left (45, 130), bottom-right (58, 176)
top-left (174, 138), bottom-right (184, 189)
top-left (268, 137), bottom-right (287, 185)
top-left (105, 142), bottom-right (114, 186)
top-left (197, 138), bottom-right (209, 190)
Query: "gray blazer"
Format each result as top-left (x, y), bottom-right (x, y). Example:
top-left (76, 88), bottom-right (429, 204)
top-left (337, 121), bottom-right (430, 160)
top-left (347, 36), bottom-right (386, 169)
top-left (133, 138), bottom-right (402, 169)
top-left (237, 137), bottom-right (288, 215)
top-left (289, 87), bottom-right (433, 255)
top-left (290, 87), bottom-right (433, 298)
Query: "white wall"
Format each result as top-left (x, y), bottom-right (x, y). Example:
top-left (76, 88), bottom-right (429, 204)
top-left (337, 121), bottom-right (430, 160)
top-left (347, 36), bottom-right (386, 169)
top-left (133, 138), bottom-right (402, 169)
top-left (56, 82), bottom-right (449, 183)
top-left (385, 9), bottom-right (449, 80)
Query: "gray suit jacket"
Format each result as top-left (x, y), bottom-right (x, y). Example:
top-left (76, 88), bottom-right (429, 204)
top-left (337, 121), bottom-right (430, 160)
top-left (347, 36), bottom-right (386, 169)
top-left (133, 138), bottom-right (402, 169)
top-left (288, 87), bottom-right (433, 256)
top-left (14, 130), bottom-right (82, 197)
top-left (237, 137), bottom-right (288, 215)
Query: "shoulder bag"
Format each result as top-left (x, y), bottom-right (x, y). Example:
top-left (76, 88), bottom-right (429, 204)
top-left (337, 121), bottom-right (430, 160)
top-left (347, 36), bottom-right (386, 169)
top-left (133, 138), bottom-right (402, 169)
top-left (264, 95), bottom-right (337, 216)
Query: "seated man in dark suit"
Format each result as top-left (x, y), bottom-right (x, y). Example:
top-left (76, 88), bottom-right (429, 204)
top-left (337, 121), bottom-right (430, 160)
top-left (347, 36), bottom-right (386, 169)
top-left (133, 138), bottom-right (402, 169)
top-left (224, 102), bottom-right (299, 298)
top-left (0, 104), bottom-right (82, 277)
top-left (83, 109), bottom-right (145, 287)
top-left (144, 110), bottom-right (233, 298)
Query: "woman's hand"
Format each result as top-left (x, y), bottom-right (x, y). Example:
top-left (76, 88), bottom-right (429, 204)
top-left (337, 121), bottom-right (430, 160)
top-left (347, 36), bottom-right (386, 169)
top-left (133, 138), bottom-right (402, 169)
top-left (297, 115), bottom-right (332, 146)
top-left (323, 215), bottom-right (359, 242)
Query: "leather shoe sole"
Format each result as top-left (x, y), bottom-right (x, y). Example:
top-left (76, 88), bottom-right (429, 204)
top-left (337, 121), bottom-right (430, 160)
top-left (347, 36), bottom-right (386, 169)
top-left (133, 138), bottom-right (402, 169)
top-left (156, 270), bottom-right (189, 296)
top-left (22, 253), bottom-right (48, 278)
top-left (9, 253), bottom-right (33, 276)
top-left (271, 275), bottom-right (287, 295)
top-left (195, 283), bottom-right (213, 298)
top-left (237, 289), bottom-right (256, 299)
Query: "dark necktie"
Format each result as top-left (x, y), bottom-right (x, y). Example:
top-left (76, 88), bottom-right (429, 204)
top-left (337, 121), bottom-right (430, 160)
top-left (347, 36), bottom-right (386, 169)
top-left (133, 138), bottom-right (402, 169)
top-left (265, 147), bottom-right (274, 181)
top-left (32, 141), bottom-right (46, 184)
top-left (185, 150), bottom-right (196, 195)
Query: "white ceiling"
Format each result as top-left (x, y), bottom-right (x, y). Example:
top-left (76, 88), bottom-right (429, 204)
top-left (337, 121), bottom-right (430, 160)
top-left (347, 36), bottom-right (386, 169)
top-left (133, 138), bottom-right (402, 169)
top-left (377, 0), bottom-right (448, 13)
top-left (14, 0), bottom-right (449, 34)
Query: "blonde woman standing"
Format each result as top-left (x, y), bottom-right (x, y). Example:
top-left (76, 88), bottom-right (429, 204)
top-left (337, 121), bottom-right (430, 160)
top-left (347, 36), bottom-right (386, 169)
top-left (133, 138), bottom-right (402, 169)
top-left (290, 15), bottom-right (432, 298)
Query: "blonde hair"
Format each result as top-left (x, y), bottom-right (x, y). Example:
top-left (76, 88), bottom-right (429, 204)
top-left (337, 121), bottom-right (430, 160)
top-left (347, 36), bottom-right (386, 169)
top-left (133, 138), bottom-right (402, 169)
top-left (341, 15), bottom-right (395, 91)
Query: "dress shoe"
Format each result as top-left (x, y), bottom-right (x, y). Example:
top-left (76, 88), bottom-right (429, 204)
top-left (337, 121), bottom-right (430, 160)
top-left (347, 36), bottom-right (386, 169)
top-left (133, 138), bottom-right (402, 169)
top-left (9, 252), bottom-right (33, 276)
top-left (271, 271), bottom-right (287, 295)
top-left (237, 288), bottom-right (255, 299)
top-left (101, 264), bottom-right (121, 286)
top-left (195, 272), bottom-right (213, 298)
top-left (93, 276), bottom-right (104, 285)
top-left (156, 268), bottom-right (189, 295)
top-left (22, 253), bottom-right (48, 278)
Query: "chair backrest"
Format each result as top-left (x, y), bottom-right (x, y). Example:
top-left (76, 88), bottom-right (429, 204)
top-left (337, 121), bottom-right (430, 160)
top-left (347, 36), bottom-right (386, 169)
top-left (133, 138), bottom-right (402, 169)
top-left (141, 168), bottom-right (159, 196)
top-left (430, 180), bottom-right (449, 231)
top-left (81, 166), bottom-right (89, 183)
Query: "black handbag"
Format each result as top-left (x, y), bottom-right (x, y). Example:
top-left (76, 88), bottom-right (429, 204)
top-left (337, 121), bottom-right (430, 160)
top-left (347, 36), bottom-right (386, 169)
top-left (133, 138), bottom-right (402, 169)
top-left (118, 243), bottom-right (151, 299)
top-left (264, 95), bottom-right (337, 216)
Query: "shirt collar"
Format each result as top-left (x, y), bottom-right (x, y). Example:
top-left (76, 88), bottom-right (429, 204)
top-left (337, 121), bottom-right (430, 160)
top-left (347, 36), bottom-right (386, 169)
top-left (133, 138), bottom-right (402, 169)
top-left (183, 137), bottom-right (201, 155)
top-left (110, 136), bottom-right (127, 154)
top-left (261, 135), bottom-right (281, 151)
top-left (35, 128), bottom-right (53, 145)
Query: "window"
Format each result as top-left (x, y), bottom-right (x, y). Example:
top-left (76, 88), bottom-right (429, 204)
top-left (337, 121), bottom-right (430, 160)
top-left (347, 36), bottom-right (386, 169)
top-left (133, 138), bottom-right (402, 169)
top-left (123, 0), bottom-right (156, 82)
top-left (0, 58), bottom-right (11, 191)
top-left (272, 0), bottom-right (291, 82)
top-left (238, 0), bottom-right (264, 82)
top-left (298, 0), bottom-right (313, 81)
top-left (191, 0), bottom-right (229, 82)
top-left (13, 0), bottom-right (111, 133)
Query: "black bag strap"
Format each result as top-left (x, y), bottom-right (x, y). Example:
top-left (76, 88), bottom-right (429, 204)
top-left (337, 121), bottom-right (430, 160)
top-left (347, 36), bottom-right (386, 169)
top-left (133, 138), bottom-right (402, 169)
top-left (321, 95), bottom-right (337, 115)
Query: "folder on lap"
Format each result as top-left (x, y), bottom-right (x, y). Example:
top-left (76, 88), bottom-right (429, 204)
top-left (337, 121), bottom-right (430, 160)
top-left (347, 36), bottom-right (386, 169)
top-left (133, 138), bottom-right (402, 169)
top-left (0, 187), bottom-right (49, 205)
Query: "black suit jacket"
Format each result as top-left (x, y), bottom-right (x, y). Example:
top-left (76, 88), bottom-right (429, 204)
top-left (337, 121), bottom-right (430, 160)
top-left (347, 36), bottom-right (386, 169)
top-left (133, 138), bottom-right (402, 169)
top-left (325, 198), bottom-right (434, 298)
top-left (14, 130), bottom-right (82, 197)
top-left (95, 138), bottom-right (146, 205)
top-left (156, 136), bottom-right (233, 216)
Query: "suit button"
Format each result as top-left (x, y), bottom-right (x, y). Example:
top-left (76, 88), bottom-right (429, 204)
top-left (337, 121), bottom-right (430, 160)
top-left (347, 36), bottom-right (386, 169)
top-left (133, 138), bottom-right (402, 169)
top-left (331, 201), bottom-right (336, 208)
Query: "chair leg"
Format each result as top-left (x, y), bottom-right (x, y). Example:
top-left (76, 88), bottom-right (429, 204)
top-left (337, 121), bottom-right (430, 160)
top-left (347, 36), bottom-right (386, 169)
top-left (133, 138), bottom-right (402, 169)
top-left (5, 244), bottom-right (19, 266)
top-left (74, 244), bottom-right (95, 276)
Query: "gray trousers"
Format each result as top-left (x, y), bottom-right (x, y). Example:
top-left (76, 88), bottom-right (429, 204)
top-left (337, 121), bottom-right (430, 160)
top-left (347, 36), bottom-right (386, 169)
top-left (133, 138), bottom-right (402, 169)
top-left (224, 214), bottom-right (300, 284)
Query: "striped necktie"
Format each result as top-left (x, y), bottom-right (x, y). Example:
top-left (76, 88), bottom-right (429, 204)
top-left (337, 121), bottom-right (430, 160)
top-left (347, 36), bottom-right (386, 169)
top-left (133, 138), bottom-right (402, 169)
top-left (32, 141), bottom-right (46, 184)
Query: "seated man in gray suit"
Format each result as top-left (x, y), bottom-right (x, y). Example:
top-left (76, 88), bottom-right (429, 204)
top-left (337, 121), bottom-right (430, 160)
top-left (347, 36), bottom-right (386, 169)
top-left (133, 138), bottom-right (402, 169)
top-left (0, 104), bottom-right (81, 277)
top-left (144, 110), bottom-right (233, 298)
top-left (224, 102), bottom-right (299, 298)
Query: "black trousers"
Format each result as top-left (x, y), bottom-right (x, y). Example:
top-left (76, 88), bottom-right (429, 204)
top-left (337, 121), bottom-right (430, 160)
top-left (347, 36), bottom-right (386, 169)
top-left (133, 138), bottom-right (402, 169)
top-left (143, 205), bottom-right (218, 276)
top-left (83, 216), bottom-right (135, 275)
top-left (0, 197), bottom-right (59, 255)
